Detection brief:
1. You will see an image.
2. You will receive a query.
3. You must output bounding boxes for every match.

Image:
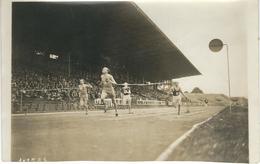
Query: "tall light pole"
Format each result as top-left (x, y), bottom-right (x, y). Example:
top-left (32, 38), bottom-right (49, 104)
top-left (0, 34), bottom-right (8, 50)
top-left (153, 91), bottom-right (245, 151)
top-left (68, 53), bottom-right (71, 77)
top-left (209, 39), bottom-right (232, 112)
top-left (223, 44), bottom-right (232, 112)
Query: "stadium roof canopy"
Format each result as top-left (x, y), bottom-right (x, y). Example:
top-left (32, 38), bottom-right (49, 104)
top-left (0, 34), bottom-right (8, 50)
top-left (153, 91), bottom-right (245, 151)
top-left (12, 1), bottom-right (201, 81)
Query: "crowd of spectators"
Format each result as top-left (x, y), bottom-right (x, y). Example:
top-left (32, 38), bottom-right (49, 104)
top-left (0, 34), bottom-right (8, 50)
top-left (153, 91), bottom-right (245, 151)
top-left (131, 86), bottom-right (168, 101)
top-left (11, 67), bottom-right (168, 103)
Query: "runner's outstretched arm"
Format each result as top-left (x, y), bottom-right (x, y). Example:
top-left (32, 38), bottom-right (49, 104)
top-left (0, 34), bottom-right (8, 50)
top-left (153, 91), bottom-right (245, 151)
top-left (110, 76), bottom-right (117, 85)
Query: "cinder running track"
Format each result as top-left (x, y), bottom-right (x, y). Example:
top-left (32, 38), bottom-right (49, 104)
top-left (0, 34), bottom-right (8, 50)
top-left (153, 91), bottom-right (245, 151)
top-left (12, 106), bottom-right (224, 161)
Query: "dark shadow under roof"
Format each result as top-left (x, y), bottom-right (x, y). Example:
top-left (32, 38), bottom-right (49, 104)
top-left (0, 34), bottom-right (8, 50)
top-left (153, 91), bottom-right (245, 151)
top-left (12, 1), bottom-right (201, 81)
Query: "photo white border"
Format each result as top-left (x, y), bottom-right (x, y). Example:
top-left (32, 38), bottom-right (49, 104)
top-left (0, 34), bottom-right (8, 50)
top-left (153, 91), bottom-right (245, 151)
top-left (1, 0), bottom-right (12, 162)
top-left (247, 0), bottom-right (260, 163)
top-left (1, 0), bottom-right (259, 163)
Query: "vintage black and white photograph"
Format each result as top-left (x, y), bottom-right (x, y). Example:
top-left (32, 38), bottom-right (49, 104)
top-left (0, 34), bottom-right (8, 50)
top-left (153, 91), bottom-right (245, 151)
top-left (7, 0), bottom-right (254, 162)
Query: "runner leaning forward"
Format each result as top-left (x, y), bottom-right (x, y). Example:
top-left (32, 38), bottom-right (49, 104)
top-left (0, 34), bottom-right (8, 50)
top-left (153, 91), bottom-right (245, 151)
top-left (100, 67), bottom-right (118, 117)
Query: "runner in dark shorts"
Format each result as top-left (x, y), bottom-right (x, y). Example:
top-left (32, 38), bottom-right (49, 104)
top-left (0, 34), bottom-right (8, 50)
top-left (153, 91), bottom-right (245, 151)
top-left (122, 82), bottom-right (133, 114)
top-left (170, 80), bottom-right (188, 115)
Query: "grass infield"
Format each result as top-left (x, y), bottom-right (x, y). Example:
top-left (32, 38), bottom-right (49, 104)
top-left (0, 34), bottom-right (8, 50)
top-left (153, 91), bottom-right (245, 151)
top-left (167, 106), bottom-right (248, 163)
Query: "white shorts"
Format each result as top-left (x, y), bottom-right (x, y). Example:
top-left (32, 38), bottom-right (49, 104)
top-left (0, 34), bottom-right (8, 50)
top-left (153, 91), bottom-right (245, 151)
top-left (172, 95), bottom-right (182, 105)
top-left (101, 90), bottom-right (116, 100)
top-left (80, 96), bottom-right (88, 107)
top-left (122, 95), bottom-right (131, 105)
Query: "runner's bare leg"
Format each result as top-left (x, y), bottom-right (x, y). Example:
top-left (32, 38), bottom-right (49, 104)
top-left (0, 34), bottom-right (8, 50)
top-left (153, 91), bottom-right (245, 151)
top-left (112, 98), bottom-right (118, 116)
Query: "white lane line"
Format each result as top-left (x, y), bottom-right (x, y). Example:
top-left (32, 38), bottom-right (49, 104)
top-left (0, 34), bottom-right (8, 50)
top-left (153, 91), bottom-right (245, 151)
top-left (11, 107), bottom-right (221, 119)
top-left (102, 110), bottom-right (206, 121)
top-left (11, 107), bottom-right (175, 117)
top-left (101, 107), bottom-right (219, 121)
top-left (11, 108), bottom-right (210, 121)
top-left (102, 111), bottom-right (177, 120)
top-left (155, 108), bottom-right (224, 161)
top-left (12, 111), bottom-right (87, 116)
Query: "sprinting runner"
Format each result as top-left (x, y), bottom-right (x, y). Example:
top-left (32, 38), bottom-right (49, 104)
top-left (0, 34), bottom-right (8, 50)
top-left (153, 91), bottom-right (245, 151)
top-left (79, 79), bottom-right (92, 115)
top-left (100, 67), bottom-right (118, 116)
top-left (204, 98), bottom-right (209, 107)
top-left (170, 80), bottom-right (188, 115)
top-left (122, 82), bottom-right (133, 114)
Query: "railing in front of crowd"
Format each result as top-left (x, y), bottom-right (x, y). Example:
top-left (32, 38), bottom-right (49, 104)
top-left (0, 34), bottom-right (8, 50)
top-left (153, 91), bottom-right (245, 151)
top-left (94, 98), bottom-right (166, 107)
top-left (11, 81), bottom-right (168, 114)
top-left (136, 99), bottom-right (166, 106)
top-left (11, 87), bottom-right (213, 114)
top-left (12, 88), bottom-right (81, 114)
top-left (12, 88), bottom-right (170, 114)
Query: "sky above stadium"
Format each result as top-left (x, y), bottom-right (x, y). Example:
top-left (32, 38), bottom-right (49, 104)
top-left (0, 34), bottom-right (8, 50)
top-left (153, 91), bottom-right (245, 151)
top-left (136, 0), bottom-right (247, 97)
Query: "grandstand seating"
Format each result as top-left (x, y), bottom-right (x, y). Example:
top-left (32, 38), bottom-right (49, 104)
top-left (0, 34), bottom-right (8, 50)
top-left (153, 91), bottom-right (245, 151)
top-left (11, 68), bottom-right (235, 113)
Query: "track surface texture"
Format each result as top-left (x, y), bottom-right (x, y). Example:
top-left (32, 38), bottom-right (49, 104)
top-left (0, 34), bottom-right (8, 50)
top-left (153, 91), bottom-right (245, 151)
top-left (12, 106), bottom-right (229, 161)
top-left (167, 106), bottom-right (248, 163)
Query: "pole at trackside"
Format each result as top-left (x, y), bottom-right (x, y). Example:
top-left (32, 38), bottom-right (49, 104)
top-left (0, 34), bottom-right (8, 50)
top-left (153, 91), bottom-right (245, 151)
top-left (127, 71), bottom-right (129, 82)
top-left (68, 53), bottom-right (71, 110)
top-left (68, 53), bottom-right (71, 77)
top-left (224, 44), bottom-right (232, 112)
top-left (20, 91), bottom-right (23, 113)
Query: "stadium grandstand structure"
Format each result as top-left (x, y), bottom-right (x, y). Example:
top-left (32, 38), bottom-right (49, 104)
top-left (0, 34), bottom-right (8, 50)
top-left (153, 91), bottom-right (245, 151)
top-left (11, 1), bottom-right (203, 114)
